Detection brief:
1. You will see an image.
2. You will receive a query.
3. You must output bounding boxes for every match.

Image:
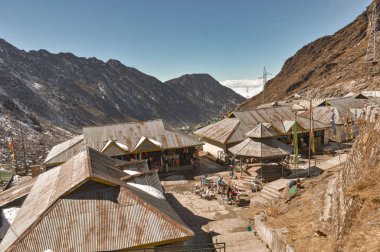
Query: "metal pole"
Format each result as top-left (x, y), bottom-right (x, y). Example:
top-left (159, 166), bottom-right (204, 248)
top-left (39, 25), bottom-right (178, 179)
top-left (308, 99), bottom-right (311, 177)
top-left (294, 111), bottom-right (299, 179)
top-left (20, 124), bottom-right (27, 173)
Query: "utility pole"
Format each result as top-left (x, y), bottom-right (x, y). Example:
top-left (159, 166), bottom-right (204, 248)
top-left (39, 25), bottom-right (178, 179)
top-left (308, 99), bottom-right (312, 178)
top-left (20, 123), bottom-right (27, 174)
top-left (258, 67), bottom-right (272, 104)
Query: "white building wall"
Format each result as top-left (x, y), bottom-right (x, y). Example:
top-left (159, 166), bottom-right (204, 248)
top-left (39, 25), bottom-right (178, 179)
top-left (203, 142), bottom-right (225, 160)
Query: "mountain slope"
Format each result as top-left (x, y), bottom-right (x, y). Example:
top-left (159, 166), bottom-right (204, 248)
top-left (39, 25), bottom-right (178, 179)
top-left (240, 0), bottom-right (380, 109)
top-left (0, 39), bottom-right (242, 164)
top-left (165, 74), bottom-right (245, 117)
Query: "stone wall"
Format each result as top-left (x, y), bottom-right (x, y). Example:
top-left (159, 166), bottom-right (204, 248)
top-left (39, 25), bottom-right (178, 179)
top-left (329, 105), bottom-right (380, 250)
top-left (254, 214), bottom-right (295, 252)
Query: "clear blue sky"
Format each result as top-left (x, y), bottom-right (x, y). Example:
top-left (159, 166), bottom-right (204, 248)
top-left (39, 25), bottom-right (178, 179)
top-left (0, 0), bottom-right (372, 82)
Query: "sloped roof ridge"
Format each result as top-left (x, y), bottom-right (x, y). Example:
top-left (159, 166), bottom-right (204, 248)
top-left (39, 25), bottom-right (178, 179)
top-left (44, 134), bottom-right (84, 164)
top-left (123, 185), bottom-right (194, 236)
top-left (82, 119), bottom-right (164, 129)
top-left (2, 148), bottom-right (191, 251)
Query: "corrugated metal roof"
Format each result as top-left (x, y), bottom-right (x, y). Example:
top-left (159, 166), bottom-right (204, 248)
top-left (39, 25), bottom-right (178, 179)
top-left (133, 136), bottom-right (162, 152)
top-left (296, 99), bottom-right (328, 109)
top-left (302, 107), bottom-right (340, 125)
top-left (0, 178), bottom-right (36, 208)
top-left (45, 119), bottom-right (202, 165)
top-left (83, 119), bottom-right (202, 152)
top-left (369, 97), bottom-right (380, 104)
top-left (326, 97), bottom-right (371, 116)
top-left (296, 115), bottom-right (329, 131)
top-left (233, 107), bottom-right (295, 135)
top-left (228, 138), bottom-right (292, 158)
top-left (245, 123), bottom-right (275, 138)
top-left (196, 107), bottom-right (329, 145)
top-left (1, 148), bottom-right (193, 252)
top-left (345, 91), bottom-right (380, 98)
top-left (129, 172), bottom-right (163, 193)
top-left (194, 118), bottom-right (240, 144)
top-left (43, 134), bottom-right (85, 165)
top-left (363, 90), bottom-right (380, 97)
top-left (302, 97), bottom-right (378, 125)
top-left (218, 107), bottom-right (329, 143)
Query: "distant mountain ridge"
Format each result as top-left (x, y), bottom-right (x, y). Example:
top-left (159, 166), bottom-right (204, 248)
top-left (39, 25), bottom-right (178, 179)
top-left (0, 38), bottom-right (244, 163)
top-left (165, 74), bottom-right (245, 116)
top-left (0, 38), bottom-right (243, 128)
top-left (240, 0), bottom-right (380, 109)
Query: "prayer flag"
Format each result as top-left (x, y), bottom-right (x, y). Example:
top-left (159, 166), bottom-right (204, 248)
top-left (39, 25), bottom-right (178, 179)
top-left (354, 109), bottom-right (358, 138)
top-left (310, 127), bottom-right (315, 154)
top-left (9, 140), bottom-right (15, 161)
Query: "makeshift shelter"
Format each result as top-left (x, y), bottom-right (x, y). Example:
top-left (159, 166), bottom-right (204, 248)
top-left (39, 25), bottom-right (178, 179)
top-left (1, 148), bottom-right (193, 252)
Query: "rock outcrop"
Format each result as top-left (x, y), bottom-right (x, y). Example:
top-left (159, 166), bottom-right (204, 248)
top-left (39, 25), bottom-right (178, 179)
top-left (330, 106), bottom-right (380, 251)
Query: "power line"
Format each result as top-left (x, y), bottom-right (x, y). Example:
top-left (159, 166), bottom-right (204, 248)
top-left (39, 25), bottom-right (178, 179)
top-left (258, 67), bottom-right (272, 104)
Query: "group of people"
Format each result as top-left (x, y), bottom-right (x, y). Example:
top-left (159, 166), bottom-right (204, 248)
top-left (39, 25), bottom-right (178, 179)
top-left (190, 157), bottom-right (200, 169)
top-left (192, 175), bottom-right (241, 205)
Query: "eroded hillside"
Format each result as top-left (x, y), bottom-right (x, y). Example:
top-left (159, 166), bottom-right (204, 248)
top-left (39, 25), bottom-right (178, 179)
top-left (241, 0), bottom-right (380, 109)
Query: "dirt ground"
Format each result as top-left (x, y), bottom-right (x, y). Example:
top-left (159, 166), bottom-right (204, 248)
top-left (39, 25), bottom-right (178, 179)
top-left (161, 157), bottom-right (269, 251)
top-left (264, 166), bottom-right (342, 252)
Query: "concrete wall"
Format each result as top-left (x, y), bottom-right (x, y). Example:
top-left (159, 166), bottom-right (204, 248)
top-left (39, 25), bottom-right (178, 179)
top-left (254, 214), bottom-right (295, 252)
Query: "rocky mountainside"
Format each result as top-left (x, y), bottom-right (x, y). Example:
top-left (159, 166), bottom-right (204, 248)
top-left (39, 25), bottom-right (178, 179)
top-left (330, 106), bottom-right (380, 251)
top-left (165, 74), bottom-right (245, 117)
top-left (0, 38), bottom-right (243, 164)
top-left (240, 0), bottom-right (380, 109)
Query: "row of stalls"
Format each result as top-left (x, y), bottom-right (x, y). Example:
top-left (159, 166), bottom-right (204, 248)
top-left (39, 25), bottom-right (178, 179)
top-left (43, 119), bottom-right (203, 172)
top-left (125, 147), bottom-right (197, 170)
top-left (194, 106), bottom-right (330, 163)
top-left (195, 92), bottom-right (380, 164)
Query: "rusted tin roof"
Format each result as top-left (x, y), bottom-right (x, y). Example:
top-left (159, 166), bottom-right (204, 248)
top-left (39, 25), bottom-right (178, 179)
top-left (83, 119), bottom-right (202, 152)
top-left (133, 136), bottom-right (163, 152)
top-left (228, 138), bottom-right (292, 158)
top-left (296, 98), bottom-right (328, 109)
top-left (43, 134), bottom-right (85, 165)
top-left (44, 119), bottom-right (202, 166)
top-left (0, 178), bottom-right (37, 208)
top-left (232, 107), bottom-right (295, 134)
top-left (301, 97), bottom-right (378, 125)
top-left (1, 148), bottom-right (193, 252)
top-left (196, 107), bottom-right (329, 145)
top-left (345, 91), bottom-right (380, 98)
top-left (194, 118), bottom-right (240, 144)
top-left (245, 123), bottom-right (275, 138)
top-left (302, 107), bottom-right (341, 125)
top-left (326, 97), bottom-right (372, 116)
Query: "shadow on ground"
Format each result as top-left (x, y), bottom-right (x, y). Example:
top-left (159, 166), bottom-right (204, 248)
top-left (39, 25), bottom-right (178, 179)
top-left (165, 192), bottom-right (218, 244)
top-left (160, 157), bottom-right (228, 181)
